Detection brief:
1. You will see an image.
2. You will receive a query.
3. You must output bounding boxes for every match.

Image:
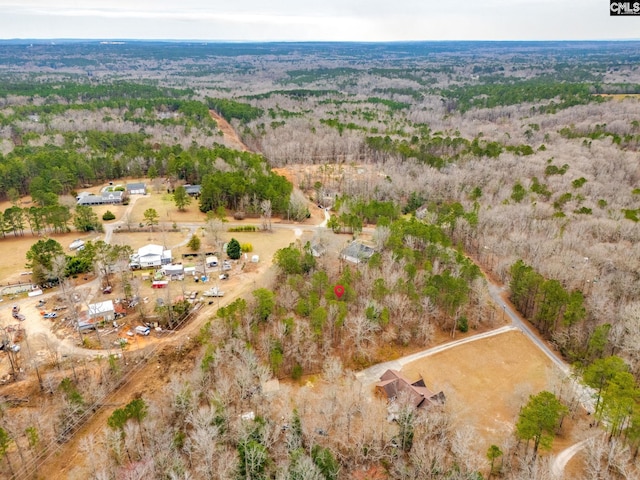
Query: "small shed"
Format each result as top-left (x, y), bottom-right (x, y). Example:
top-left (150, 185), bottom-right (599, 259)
top-left (88, 300), bottom-right (115, 321)
top-left (152, 280), bottom-right (169, 289)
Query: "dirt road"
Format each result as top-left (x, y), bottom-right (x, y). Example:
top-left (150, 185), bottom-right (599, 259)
top-left (551, 437), bottom-right (595, 478)
top-left (486, 282), bottom-right (595, 413)
top-left (209, 110), bottom-right (247, 151)
top-left (355, 325), bottom-right (518, 385)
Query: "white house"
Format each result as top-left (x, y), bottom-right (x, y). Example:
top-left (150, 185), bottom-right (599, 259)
top-left (130, 244), bottom-right (172, 269)
top-left (88, 300), bottom-right (115, 321)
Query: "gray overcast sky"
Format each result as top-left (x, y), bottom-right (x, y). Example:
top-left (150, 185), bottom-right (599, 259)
top-left (0, 1), bottom-right (637, 41)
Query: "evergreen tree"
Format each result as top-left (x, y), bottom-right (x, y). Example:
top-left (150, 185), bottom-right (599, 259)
top-left (143, 208), bottom-right (159, 231)
top-left (74, 205), bottom-right (101, 232)
top-left (187, 234), bottom-right (201, 251)
top-left (515, 391), bottom-right (567, 460)
top-left (173, 185), bottom-right (192, 211)
top-left (227, 237), bottom-right (241, 259)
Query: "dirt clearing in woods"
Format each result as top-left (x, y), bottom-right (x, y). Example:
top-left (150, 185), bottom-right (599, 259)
top-left (400, 330), bottom-right (562, 452)
top-left (209, 110), bottom-right (248, 151)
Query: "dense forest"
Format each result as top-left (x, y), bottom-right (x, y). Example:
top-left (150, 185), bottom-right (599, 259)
top-left (0, 40), bottom-right (640, 479)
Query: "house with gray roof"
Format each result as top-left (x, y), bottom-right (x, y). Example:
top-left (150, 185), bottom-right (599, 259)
top-left (340, 241), bottom-right (375, 264)
top-left (76, 190), bottom-right (124, 206)
top-left (184, 184), bottom-right (201, 197)
top-left (126, 182), bottom-right (146, 195)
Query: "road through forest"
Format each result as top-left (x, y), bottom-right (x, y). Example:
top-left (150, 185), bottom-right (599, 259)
top-left (26, 113), bottom-right (591, 479)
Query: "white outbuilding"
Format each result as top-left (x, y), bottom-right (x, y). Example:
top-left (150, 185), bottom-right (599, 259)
top-left (88, 300), bottom-right (115, 321)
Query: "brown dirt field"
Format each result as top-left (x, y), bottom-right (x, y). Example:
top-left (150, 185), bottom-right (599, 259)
top-left (125, 192), bottom-right (206, 225)
top-left (0, 231), bottom-right (102, 286)
top-left (595, 93), bottom-right (640, 100)
top-left (401, 330), bottom-right (564, 454)
top-left (209, 110), bottom-right (247, 152)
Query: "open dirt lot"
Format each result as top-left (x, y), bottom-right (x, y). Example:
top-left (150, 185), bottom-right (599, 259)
top-left (401, 330), bottom-right (560, 452)
top-left (0, 230), bottom-right (101, 286)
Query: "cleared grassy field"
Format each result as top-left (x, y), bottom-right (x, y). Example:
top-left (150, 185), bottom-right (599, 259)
top-left (401, 330), bottom-right (557, 452)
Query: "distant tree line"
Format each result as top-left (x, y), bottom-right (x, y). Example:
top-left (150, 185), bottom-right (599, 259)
top-left (441, 79), bottom-right (601, 113)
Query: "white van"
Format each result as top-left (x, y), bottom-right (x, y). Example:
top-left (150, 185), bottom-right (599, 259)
top-left (135, 325), bottom-right (150, 336)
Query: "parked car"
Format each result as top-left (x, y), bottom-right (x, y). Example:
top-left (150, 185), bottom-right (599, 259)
top-left (135, 325), bottom-right (150, 336)
top-left (43, 312), bottom-right (57, 319)
top-left (69, 239), bottom-right (85, 251)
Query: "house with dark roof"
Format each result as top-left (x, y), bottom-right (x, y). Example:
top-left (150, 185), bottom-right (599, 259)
top-left (376, 369), bottom-right (445, 409)
top-left (184, 184), bottom-right (201, 198)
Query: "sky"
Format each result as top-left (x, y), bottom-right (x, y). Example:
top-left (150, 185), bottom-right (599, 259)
top-left (0, 0), bottom-right (637, 42)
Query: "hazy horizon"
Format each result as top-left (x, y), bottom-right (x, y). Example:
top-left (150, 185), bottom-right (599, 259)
top-left (0, 1), bottom-right (637, 42)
